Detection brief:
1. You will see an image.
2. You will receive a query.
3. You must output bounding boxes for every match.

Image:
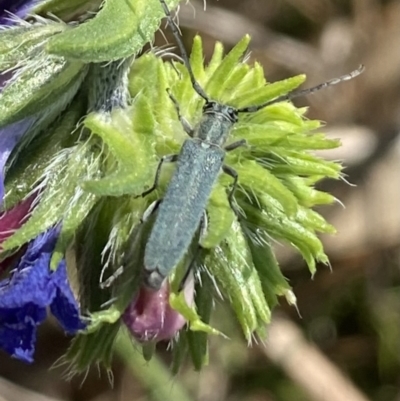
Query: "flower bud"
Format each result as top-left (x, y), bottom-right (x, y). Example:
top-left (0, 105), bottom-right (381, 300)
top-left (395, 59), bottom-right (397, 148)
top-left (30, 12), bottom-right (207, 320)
top-left (123, 274), bottom-right (195, 342)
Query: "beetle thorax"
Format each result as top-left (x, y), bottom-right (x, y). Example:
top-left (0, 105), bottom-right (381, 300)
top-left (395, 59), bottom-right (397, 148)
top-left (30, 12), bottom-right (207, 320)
top-left (196, 101), bottom-right (238, 146)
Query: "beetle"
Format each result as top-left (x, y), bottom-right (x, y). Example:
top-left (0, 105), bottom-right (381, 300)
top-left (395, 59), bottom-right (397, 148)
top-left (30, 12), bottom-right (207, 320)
top-left (140, 0), bottom-right (364, 290)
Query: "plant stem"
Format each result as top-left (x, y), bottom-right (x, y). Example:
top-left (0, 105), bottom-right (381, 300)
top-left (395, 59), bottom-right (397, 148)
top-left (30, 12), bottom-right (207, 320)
top-left (114, 332), bottom-right (194, 401)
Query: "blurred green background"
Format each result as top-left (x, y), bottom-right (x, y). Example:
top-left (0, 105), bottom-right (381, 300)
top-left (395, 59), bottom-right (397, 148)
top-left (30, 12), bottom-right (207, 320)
top-left (1, 0), bottom-right (399, 400)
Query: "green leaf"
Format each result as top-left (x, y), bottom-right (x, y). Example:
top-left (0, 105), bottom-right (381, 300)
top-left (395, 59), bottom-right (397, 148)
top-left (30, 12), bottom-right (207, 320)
top-left (129, 54), bottom-right (184, 153)
top-left (4, 98), bottom-right (86, 208)
top-left (281, 176), bottom-right (336, 207)
top-left (168, 249), bottom-right (222, 337)
top-left (142, 343), bottom-right (156, 362)
top-left (229, 62), bottom-right (265, 102)
top-left (233, 160), bottom-right (299, 217)
top-left (82, 101), bottom-right (157, 197)
top-left (187, 272), bottom-right (214, 370)
top-left (201, 183), bottom-right (235, 248)
top-left (217, 63), bottom-right (250, 101)
top-left (2, 144), bottom-right (100, 251)
top-left (169, 291), bottom-right (222, 337)
top-left (295, 207), bottom-right (336, 234)
top-left (245, 227), bottom-right (293, 307)
top-left (173, 36), bottom-right (205, 110)
top-left (64, 322), bottom-right (120, 375)
top-left (109, 210), bottom-right (151, 313)
top-left (270, 150), bottom-right (342, 178)
top-left (232, 76), bottom-right (305, 109)
top-left (205, 221), bottom-right (271, 340)
top-left (77, 196), bottom-right (146, 325)
top-left (75, 199), bottom-right (116, 313)
top-left (50, 189), bottom-right (99, 269)
top-left (0, 55), bottom-right (87, 127)
top-left (206, 35), bottom-right (251, 100)
top-left (233, 125), bottom-right (340, 151)
top-left (244, 101), bottom-right (306, 126)
top-left (46, 0), bottom-right (181, 62)
top-left (34, 0), bottom-right (102, 19)
top-left (205, 41), bottom-right (224, 77)
top-left (171, 331), bottom-right (189, 374)
top-left (0, 22), bottom-right (66, 70)
top-left (242, 203), bottom-right (329, 275)
top-left (87, 308), bottom-right (122, 332)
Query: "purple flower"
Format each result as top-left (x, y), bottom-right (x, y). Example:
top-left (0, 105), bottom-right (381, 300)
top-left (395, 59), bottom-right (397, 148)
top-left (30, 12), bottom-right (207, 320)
top-left (123, 275), bottom-right (195, 342)
top-left (0, 0), bottom-right (41, 25)
top-left (0, 118), bottom-right (36, 204)
top-left (0, 227), bottom-right (85, 363)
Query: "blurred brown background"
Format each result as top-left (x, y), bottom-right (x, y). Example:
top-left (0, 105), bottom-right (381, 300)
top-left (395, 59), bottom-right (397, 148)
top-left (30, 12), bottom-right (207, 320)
top-left (1, 0), bottom-right (400, 400)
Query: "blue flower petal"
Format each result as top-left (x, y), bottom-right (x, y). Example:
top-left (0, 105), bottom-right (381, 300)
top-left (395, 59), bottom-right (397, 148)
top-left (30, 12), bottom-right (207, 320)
top-left (0, 313), bottom-right (38, 363)
top-left (0, 0), bottom-right (41, 25)
top-left (50, 259), bottom-right (86, 334)
top-left (0, 254), bottom-right (56, 307)
top-left (21, 225), bottom-right (60, 261)
top-left (0, 227), bottom-right (84, 361)
top-left (0, 303), bottom-right (47, 363)
top-left (0, 118), bottom-right (35, 204)
top-left (0, 227), bottom-right (60, 307)
top-left (0, 302), bottom-right (47, 324)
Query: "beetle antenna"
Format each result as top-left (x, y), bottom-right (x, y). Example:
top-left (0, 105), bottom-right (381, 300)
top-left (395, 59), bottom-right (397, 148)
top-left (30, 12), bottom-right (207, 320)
top-left (238, 64), bottom-right (365, 113)
top-left (159, 0), bottom-right (209, 102)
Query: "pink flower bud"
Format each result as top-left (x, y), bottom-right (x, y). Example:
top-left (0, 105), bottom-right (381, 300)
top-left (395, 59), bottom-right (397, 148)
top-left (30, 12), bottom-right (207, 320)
top-left (123, 275), bottom-right (195, 342)
top-left (0, 195), bottom-right (35, 243)
top-left (0, 195), bottom-right (36, 274)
